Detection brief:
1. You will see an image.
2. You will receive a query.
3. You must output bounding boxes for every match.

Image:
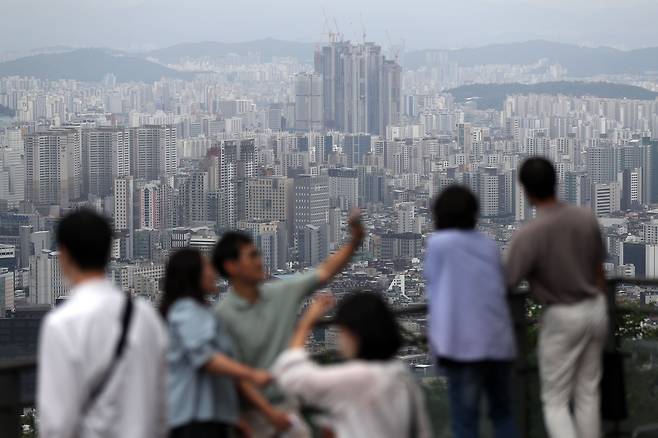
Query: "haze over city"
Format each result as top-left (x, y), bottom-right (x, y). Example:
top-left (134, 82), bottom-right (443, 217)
top-left (3, 0), bottom-right (658, 51)
top-left (2, 1), bottom-right (658, 437)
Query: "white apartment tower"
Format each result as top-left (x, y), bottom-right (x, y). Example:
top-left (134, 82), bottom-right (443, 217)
top-left (113, 176), bottom-right (135, 259)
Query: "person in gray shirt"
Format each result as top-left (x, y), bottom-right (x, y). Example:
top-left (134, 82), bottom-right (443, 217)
top-left (506, 157), bottom-right (608, 438)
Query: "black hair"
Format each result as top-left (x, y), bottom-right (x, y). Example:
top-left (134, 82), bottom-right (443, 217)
top-left (56, 209), bottom-right (112, 271)
top-left (519, 157), bottom-right (556, 200)
top-left (432, 185), bottom-right (479, 230)
top-left (160, 248), bottom-right (207, 317)
top-left (212, 231), bottom-right (253, 278)
top-left (334, 291), bottom-right (402, 361)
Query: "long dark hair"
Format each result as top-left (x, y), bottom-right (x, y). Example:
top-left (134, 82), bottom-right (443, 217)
top-left (334, 291), bottom-right (402, 361)
top-left (160, 248), bottom-right (207, 318)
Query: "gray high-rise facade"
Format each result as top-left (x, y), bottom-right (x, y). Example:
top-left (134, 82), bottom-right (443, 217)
top-left (81, 127), bottom-right (130, 198)
top-left (294, 73), bottom-right (323, 132)
top-left (315, 41), bottom-right (401, 136)
top-left (129, 125), bottom-right (177, 181)
top-left (24, 128), bottom-right (81, 207)
top-left (217, 138), bottom-right (256, 230)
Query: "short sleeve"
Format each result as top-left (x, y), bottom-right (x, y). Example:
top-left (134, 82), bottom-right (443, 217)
top-left (169, 299), bottom-right (216, 368)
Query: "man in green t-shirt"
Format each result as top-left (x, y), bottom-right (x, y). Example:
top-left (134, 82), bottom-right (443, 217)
top-left (213, 212), bottom-right (364, 437)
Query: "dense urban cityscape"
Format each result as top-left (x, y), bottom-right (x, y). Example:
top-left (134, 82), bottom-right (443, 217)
top-left (1, 9), bottom-right (658, 436)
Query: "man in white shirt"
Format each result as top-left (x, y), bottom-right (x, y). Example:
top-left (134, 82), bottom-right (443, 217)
top-left (37, 210), bottom-right (168, 438)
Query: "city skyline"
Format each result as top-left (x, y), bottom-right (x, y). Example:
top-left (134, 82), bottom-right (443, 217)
top-left (2, 14), bottom-right (658, 435)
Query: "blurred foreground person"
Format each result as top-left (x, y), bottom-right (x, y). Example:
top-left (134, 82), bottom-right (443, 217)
top-left (273, 292), bottom-right (432, 438)
top-left (37, 210), bottom-right (168, 438)
top-left (161, 249), bottom-right (272, 438)
top-left (212, 211), bottom-right (364, 437)
top-left (507, 157), bottom-right (608, 438)
top-left (425, 185), bottom-right (519, 438)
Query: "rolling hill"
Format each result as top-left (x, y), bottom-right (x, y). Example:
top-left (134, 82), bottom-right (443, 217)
top-left (147, 38), bottom-right (316, 63)
top-left (0, 48), bottom-right (192, 82)
top-left (404, 41), bottom-right (658, 77)
top-left (447, 81), bottom-right (658, 110)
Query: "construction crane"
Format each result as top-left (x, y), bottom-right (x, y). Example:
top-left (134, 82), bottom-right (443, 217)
top-left (385, 30), bottom-right (405, 63)
top-left (321, 8), bottom-right (338, 43)
top-left (333, 17), bottom-right (343, 42)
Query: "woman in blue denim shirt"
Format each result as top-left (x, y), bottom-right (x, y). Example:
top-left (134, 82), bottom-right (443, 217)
top-left (161, 248), bottom-right (272, 438)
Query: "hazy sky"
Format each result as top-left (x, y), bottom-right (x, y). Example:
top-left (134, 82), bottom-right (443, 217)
top-left (3, 0), bottom-right (658, 52)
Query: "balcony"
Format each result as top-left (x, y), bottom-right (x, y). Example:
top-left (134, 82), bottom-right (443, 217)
top-left (1, 278), bottom-right (657, 438)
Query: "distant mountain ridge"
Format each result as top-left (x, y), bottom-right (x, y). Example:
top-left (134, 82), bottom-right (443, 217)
top-left (447, 81), bottom-right (658, 110)
top-left (404, 41), bottom-right (658, 76)
top-left (0, 48), bottom-right (192, 82)
top-left (147, 38), bottom-right (316, 63)
top-left (4, 40), bottom-right (658, 83)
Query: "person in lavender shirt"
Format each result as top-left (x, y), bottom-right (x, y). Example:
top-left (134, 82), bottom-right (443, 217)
top-left (424, 185), bottom-right (519, 438)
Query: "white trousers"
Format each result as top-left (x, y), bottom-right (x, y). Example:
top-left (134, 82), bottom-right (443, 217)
top-left (538, 294), bottom-right (608, 438)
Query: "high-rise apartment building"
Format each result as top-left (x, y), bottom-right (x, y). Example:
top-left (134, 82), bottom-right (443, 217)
top-left (113, 176), bottom-right (135, 260)
top-left (299, 224), bottom-right (329, 267)
top-left (24, 128), bottom-right (81, 207)
top-left (592, 182), bottom-right (621, 217)
top-left (217, 138), bottom-right (256, 230)
top-left (328, 168), bottom-right (358, 211)
top-left (619, 167), bottom-right (642, 210)
top-left (343, 134), bottom-right (371, 167)
top-left (294, 174), bottom-right (330, 232)
top-left (587, 146), bottom-right (616, 184)
top-left (294, 73), bottom-right (323, 132)
top-left (136, 180), bottom-right (161, 229)
top-left (177, 171), bottom-right (209, 226)
top-left (0, 147), bottom-right (25, 208)
top-left (129, 125), bottom-right (177, 181)
top-left (29, 248), bottom-right (66, 306)
top-left (397, 202), bottom-right (419, 233)
top-left (478, 167), bottom-right (506, 217)
top-left (315, 41), bottom-right (401, 136)
top-left (82, 127), bottom-right (130, 198)
top-left (294, 174), bottom-right (330, 263)
top-left (245, 176), bottom-right (294, 235)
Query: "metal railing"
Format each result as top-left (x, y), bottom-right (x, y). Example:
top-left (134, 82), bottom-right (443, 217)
top-left (0, 358), bottom-right (36, 437)
top-left (1, 278), bottom-right (657, 437)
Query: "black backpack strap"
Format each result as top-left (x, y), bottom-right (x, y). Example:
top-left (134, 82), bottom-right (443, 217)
top-left (83, 292), bottom-right (134, 414)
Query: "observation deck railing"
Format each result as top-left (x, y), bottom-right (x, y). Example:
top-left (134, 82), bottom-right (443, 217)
top-left (1, 278), bottom-right (657, 437)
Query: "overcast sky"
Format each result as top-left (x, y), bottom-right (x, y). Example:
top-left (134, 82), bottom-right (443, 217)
top-left (2, 0), bottom-right (658, 52)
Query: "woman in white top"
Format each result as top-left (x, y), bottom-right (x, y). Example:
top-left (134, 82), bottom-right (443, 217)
top-left (272, 292), bottom-right (432, 438)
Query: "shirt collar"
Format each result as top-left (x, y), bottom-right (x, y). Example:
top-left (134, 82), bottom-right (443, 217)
top-left (71, 277), bottom-right (116, 296)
